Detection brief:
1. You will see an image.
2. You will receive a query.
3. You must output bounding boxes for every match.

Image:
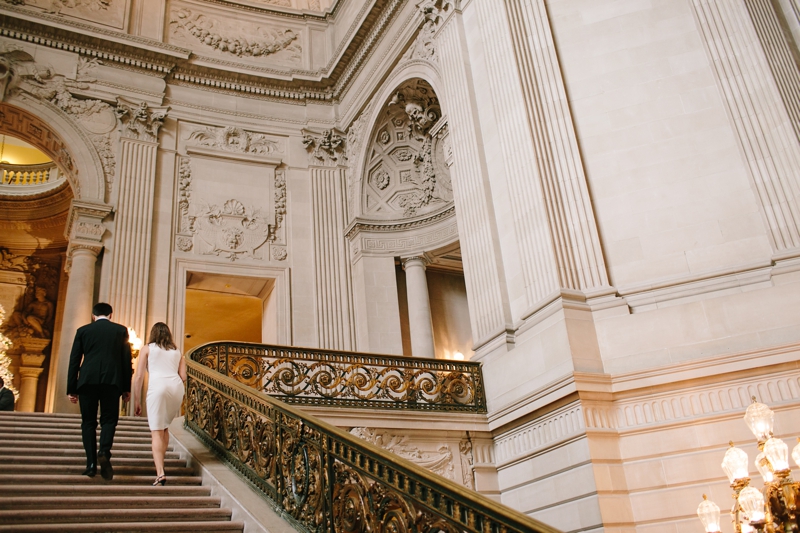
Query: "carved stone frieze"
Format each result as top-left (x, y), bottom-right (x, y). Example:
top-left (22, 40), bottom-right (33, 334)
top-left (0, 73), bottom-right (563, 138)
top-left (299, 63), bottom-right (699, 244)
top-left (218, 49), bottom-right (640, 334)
top-left (186, 126), bottom-right (282, 155)
top-left (5, 0), bottom-right (126, 29)
top-left (73, 221), bottom-right (104, 239)
top-left (302, 128), bottom-right (345, 167)
top-left (350, 427), bottom-right (482, 488)
top-left (115, 97), bottom-right (169, 143)
top-left (169, 7), bottom-right (301, 62)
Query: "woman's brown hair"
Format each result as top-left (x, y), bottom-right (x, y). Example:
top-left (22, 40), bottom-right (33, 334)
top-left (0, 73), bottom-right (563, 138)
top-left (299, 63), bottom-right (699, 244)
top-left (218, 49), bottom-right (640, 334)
top-left (147, 322), bottom-right (177, 350)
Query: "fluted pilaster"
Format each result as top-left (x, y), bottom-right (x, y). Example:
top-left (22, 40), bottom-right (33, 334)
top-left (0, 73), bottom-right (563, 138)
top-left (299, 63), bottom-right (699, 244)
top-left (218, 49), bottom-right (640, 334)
top-left (691, 0), bottom-right (800, 251)
top-left (311, 167), bottom-right (356, 351)
top-left (502, 0), bottom-right (609, 291)
top-left (436, 13), bottom-right (509, 344)
top-left (107, 137), bottom-right (158, 337)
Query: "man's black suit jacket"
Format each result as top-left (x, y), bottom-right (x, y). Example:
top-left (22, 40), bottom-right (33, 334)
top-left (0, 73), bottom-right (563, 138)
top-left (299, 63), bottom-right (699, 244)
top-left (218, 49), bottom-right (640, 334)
top-left (67, 319), bottom-right (133, 395)
top-left (0, 387), bottom-right (14, 411)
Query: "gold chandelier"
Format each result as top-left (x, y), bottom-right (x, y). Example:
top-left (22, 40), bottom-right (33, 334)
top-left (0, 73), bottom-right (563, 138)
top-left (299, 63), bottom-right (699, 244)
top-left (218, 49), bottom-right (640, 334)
top-left (697, 398), bottom-right (800, 533)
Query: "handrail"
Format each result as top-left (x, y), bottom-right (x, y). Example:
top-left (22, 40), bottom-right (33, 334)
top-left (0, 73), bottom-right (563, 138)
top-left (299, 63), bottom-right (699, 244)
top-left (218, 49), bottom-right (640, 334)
top-left (0, 162), bottom-right (59, 186)
top-left (190, 341), bottom-right (487, 413)
top-left (185, 358), bottom-right (560, 533)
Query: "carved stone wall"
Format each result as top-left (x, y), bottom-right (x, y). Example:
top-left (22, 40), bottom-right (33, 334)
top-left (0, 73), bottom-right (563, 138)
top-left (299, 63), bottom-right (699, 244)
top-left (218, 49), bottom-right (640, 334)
top-left (175, 124), bottom-right (287, 263)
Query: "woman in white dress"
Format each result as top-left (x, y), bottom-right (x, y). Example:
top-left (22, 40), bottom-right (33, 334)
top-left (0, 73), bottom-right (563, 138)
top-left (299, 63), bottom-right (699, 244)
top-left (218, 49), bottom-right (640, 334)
top-left (132, 322), bottom-right (186, 486)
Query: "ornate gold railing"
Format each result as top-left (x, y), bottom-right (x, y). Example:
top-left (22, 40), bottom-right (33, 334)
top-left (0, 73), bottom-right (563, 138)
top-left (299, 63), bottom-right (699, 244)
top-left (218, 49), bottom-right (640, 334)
top-left (0, 162), bottom-right (58, 185)
top-left (190, 342), bottom-right (487, 413)
top-left (185, 359), bottom-right (559, 533)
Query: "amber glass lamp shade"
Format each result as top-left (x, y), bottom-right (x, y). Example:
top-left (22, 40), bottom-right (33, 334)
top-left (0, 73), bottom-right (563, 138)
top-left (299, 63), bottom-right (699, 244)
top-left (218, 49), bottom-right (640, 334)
top-left (744, 400), bottom-right (774, 442)
top-left (738, 486), bottom-right (766, 522)
top-left (697, 495), bottom-right (721, 532)
top-left (755, 452), bottom-right (773, 482)
top-left (722, 444), bottom-right (750, 483)
top-left (763, 437), bottom-right (789, 471)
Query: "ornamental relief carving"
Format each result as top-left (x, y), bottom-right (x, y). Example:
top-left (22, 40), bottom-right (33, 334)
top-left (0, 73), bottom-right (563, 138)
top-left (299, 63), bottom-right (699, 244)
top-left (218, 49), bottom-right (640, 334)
top-left (116, 97), bottom-right (169, 143)
top-left (349, 427), bottom-right (456, 483)
top-left (169, 6), bottom-right (302, 65)
top-left (0, 0), bottom-right (127, 30)
top-left (362, 79), bottom-right (452, 219)
top-left (187, 125), bottom-right (283, 155)
top-left (174, 157), bottom-right (287, 262)
top-left (0, 47), bottom-right (118, 189)
top-left (344, 101), bottom-right (373, 219)
top-left (302, 128), bottom-right (345, 167)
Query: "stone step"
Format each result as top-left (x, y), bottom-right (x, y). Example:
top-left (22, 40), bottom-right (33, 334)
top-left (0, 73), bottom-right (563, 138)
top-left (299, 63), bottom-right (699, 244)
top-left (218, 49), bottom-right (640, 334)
top-left (0, 463), bottom-right (195, 476)
top-left (0, 455), bottom-right (185, 467)
top-left (0, 447), bottom-right (181, 459)
top-left (0, 412), bottom-right (243, 533)
top-left (0, 439), bottom-right (170, 451)
top-left (0, 495), bottom-right (222, 510)
top-left (0, 522), bottom-right (246, 532)
top-left (0, 485), bottom-right (212, 498)
top-left (0, 508), bottom-right (233, 525)
top-left (0, 474), bottom-right (203, 486)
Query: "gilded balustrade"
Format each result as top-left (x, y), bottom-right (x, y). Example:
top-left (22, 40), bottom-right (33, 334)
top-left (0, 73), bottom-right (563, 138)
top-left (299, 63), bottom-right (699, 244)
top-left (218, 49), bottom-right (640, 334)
top-left (190, 342), bottom-right (487, 413)
top-left (185, 359), bottom-right (559, 533)
top-left (0, 162), bottom-right (58, 186)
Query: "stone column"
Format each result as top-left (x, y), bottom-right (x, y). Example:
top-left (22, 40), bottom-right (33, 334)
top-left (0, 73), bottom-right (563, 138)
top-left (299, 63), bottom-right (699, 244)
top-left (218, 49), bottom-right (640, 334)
top-left (50, 244), bottom-right (101, 413)
top-left (106, 98), bottom-right (169, 338)
top-left (17, 362), bottom-right (44, 412)
top-left (402, 257), bottom-right (436, 358)
top-left (47, 200), bottom-right (110, 413)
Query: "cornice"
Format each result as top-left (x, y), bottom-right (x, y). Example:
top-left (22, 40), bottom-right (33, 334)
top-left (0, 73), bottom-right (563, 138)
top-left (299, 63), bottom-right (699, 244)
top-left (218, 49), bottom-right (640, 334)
top-left (0, 0), bottom-right (416, 104)
top-left (345, 204), bottom-right (455, 239)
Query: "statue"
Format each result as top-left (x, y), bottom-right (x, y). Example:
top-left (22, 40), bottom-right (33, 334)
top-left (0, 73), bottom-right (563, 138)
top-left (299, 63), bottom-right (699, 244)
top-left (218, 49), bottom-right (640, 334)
top-left (6, 287), bottom-right (54, 339)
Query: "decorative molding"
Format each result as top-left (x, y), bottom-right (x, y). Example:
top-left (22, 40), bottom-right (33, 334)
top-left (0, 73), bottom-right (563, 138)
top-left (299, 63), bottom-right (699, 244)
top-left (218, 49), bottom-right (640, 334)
top-left (400, 0), bottom-right (454, 63)
top-left (494, 402), bottom-right (586, 467)
top-left (64, 241), bottom-right (102, 272)
top-left (302, 128), bottom-right (345, 166)
top-left (344, 101), bottom-right (373, 220)
top-left (175, 158), bottom-right (287, 261)
top-left (346, 205), bottom-right (455, 239)
top-left (169, 6), bottom-right (301, 62)
top-left (350, 427), bottom-right (456, 482)
top-left (191, 199), bottom-right (274, 261)
top-left (186, 125), bottom-right (283, 155)
top-left (115, 97), bottom-right (168, 143)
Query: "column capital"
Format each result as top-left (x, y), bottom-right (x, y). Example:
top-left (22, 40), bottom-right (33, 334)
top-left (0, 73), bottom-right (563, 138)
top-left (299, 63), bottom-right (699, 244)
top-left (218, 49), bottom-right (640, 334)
top-left (115, 97), bottom-right (170, 143)
top-left (65, 241), bottom-right (102, 273)
top-left (402, 255), bottom-right (430, 270)
top-left (18, 366), bottom-right (44, 379)
top-left (65, 200), bottom-right (112, 244)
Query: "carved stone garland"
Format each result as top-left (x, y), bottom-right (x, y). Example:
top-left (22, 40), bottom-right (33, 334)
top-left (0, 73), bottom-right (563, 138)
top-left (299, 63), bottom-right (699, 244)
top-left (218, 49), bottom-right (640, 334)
top-left (302, 128), bottom-right (346, 167)
top-left (175, 157), bottom-right (287, 262)
top-left (187, 126), bottom-right (282, 155)
top-left (350, 427), bottom-right (456, 482)
top-left (170, 7), bottom-right (301, 61)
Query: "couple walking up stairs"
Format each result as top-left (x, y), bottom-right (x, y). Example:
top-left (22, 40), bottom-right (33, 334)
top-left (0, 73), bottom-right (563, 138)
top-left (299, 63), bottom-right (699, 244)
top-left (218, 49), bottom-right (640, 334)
top-left (0, 411), bottom-right (245, 532)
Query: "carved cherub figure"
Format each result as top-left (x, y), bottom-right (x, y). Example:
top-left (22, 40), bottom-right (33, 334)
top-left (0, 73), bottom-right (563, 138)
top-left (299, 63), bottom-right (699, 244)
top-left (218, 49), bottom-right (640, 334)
top-left (7, 287), bottom-right (54, 339)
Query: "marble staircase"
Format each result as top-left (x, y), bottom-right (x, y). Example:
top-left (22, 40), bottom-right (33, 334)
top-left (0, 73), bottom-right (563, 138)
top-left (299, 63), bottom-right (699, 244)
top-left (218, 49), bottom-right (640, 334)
top-left (0, 411), bottom-right (245, 532)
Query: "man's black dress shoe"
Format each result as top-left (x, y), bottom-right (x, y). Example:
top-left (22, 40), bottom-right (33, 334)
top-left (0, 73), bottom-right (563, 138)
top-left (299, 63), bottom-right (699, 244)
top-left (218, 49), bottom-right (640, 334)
top-left (82, 464), bottom-right (96, 477)
top-left (98, 454), bottom-right (113, 480)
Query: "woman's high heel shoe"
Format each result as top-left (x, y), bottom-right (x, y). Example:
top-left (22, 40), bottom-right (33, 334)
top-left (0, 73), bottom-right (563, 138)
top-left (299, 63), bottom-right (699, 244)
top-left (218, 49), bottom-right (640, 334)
top-left (153, 475), bottom-right (166, 486)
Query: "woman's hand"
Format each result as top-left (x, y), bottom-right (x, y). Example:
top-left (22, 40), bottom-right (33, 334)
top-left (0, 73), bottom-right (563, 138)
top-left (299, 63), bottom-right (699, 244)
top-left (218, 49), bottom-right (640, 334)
top-left (134, 403), bottom-right (141, 417)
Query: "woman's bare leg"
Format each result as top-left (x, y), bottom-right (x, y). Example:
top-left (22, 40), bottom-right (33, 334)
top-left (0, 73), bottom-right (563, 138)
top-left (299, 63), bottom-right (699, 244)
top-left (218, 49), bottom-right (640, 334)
top-left (151, 429), bottom-right (168, 477)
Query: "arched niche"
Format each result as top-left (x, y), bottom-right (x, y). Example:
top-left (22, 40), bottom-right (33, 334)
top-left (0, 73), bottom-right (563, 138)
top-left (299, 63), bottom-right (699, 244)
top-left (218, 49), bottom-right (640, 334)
top-left (360, 78), bottom-right (452, 221)
top-left (1, 98), bottom-right (107, 203)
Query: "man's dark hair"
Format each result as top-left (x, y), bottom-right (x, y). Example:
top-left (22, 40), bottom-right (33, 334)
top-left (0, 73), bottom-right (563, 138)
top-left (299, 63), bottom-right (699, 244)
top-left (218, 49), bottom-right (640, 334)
top-left (0, 376), bottom-right (4, 387)
top-left (92, 302), bottom-right (113, 317)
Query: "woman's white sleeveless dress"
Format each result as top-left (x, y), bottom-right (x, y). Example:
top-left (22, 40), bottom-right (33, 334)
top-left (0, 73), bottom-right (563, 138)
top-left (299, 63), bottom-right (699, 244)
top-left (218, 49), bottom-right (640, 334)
top-left (146, 343), bottom-right (184, 431)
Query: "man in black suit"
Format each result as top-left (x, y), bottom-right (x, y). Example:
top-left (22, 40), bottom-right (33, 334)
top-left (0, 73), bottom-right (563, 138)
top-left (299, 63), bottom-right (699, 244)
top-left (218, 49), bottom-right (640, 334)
top-left (0, 376), bottom-right (14, 411)
top-left (67, 302), bottom-right (132, 480)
